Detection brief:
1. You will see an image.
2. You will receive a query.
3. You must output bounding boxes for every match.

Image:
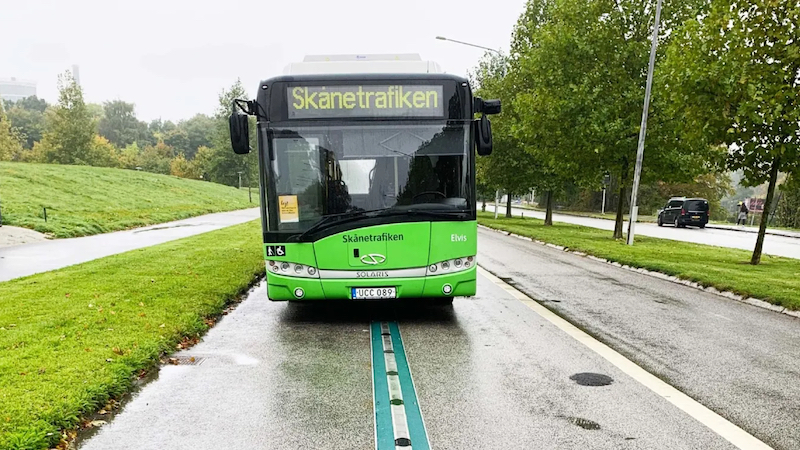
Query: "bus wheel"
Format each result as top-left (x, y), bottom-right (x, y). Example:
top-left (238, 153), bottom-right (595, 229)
top-left (434, 297), bottom-right (454, 305)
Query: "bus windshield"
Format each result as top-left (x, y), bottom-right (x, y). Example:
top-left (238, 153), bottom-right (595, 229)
top-left (264, 121), bottom-right (472, 232)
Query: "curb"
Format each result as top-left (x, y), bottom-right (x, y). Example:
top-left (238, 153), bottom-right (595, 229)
top-left (704, 224), bottom-right (800, 240)
top-left (478, 224), bottom-right (800, 320)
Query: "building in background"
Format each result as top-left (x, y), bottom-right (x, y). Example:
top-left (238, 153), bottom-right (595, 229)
top-left (72, 65), bottom-right (81, 87)
top-left (0, 77), bottom-right (37, 102)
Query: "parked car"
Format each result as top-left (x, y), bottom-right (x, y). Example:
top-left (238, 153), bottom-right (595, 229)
top-left (657, 197), bottom-right (709, 228)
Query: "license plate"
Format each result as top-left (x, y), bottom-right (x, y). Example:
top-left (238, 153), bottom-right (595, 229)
top-left (352, 287), bottom-right (396, 299)
top-left (692, 216), bottom-right (700, 219)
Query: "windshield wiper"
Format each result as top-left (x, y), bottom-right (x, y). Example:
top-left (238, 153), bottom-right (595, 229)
top-left (293, 207), bottom-right (469, 242)
top-left (377, 209), bottom-right (468, 220)
top-left (294, 207), bottom-right (393, 242)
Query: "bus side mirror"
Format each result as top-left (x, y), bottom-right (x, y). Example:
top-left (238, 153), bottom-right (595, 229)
top-left (482, 99), bottom-right (501, 115)
top-left (476, 115), bottom-right (493, 156)
top-left (229, 113), bottom-right (250, 155)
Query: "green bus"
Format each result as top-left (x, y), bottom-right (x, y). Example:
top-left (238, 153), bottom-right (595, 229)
top-left (229, 63), bottom-right (499, 302)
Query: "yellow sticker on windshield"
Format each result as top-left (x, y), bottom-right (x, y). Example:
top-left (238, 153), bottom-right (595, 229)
top-left (279, 195), bottom-right (299, 223)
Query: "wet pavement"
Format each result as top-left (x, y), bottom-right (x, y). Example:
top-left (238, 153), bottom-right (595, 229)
top-left (76, 254), bottom-right (796, 449)
top-left (0, 208), bottom-right (260, 282)
top-left (485, 204), bottom-right (800, 260)
top-left (477, 227), bottom-right (800, 450)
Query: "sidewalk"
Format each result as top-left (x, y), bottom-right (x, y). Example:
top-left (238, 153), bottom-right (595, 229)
top-left (505, 204), bottom-right (800, 240)
top-left (705, 223), bottom-right (800, 239)
top-left (0, 208), bottom-right (260, 283)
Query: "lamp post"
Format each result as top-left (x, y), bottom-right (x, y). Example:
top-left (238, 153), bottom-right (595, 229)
top-left (435, 36), bottom-right (502, 55)
top-left (626, 0), bottom-right (663, 245)
top-left (436, 36), bottom-right (506, 77)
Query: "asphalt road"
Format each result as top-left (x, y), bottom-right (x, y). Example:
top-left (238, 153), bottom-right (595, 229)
top-left (76, 229), bottom-right (800, 449)
top-left (0, 208), bottom-right (260, 282)
top-left (485, 204), bottom-right (800, 260)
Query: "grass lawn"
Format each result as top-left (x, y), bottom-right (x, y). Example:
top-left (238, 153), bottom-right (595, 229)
top-left (478, 212), bottom-right (800, 311)
top-left (0, 220), bottom-right (264, 450)
top-left (0, 162), bottom-right (255, 238)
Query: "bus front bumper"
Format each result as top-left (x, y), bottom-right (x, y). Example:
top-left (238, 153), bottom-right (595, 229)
top-left (265, 266), bottom-right (477, 301)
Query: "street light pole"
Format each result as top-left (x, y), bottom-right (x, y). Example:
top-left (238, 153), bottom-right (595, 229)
top-left (435, 36), bottom-right (506, 77)
top-left (494, 189), bottom-right (500, 219)
top-left (626, 0), bottom-right (663, 246)
top-left (602, 188), bottom-right (607, 215)
top-left (436, 36), bottom-right (502, 55)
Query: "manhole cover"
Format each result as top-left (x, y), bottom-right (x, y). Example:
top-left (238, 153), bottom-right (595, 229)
top-left (569, 372), bottom-right (613, 386)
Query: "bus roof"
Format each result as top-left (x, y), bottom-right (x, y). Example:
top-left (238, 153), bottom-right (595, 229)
top-left (260, 72), bottom-right (469, 86)
top-left (283, 54), bottom-right (443, 75)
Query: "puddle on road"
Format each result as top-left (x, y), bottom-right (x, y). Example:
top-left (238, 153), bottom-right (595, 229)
top-left (569, 372), bottom-right (614, 386)
top-left (499, 276), bottom-right (516, 286)
top-left (564, 416), bottom-right (601, 430)
top-left (165, 355), bottom-right (206, 366)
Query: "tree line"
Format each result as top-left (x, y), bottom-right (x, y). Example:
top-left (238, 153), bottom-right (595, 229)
top-left (475, 0), bottom-right (799, 264)
top-left (0, 71), bottom-right (257, 188)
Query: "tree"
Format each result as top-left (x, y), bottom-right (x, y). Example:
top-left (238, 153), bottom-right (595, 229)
top-left (40, 71), bottom-right (96, 165)
top-left (170, 153), bottom-right (199, 179)
top-left (207, 80), bottom-right (258, 187)
top-left (138, 141), bottom-right (174, 174)
top-left (118, 142), bottom-right (141, 169)
top-left (776, 176), bottom-right (800, 229)
top-left (511, 0), bottom-right (712, 238)
top-left (192, 145), bottom-right (215, 180)
top-left (98, 100), bottom-right (140, 147)
top-left (179, 114), bottom-right (214, 159)
top-left (86, 135), bottom-right (120, 168)
top-left (163, 128), bottom-right (190, 156)
top-left (472, 52), bottom-right (543, 219)
top-left (4, 96), bottom-right (48, 148)
top-left (663, 0), bottom-right (800, 264)
top-left (0, 101), bottom-right (23, 161)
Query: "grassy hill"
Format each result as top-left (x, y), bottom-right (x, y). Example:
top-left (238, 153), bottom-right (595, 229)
top-left (0, 162), bottom-right (255, 238)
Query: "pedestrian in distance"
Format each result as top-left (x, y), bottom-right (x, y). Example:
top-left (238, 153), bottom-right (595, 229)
top-left (737, 202), bottom-right (749, 226)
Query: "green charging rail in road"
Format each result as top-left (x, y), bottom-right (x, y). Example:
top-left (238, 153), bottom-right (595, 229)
top-left (229, 56), bottom-right (500, 301)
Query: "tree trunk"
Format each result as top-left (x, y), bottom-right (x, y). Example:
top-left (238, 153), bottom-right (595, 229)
top-left (481, 199), bottom-right (486, 212)
top-left (505, 192), bottom-right (513, 218)
top-left (613, 186), bottom-right (626, 239)
top-left (545, 191), bottom-right (553, 226)
top-left (751, 157), bottom-right (781, 265)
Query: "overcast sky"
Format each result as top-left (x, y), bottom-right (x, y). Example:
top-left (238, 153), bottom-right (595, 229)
top-left (2, 0), bottom-right (526, 122)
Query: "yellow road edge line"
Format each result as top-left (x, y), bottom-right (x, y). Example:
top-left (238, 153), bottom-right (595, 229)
top-left (477, 265), bottom-right (773, 450)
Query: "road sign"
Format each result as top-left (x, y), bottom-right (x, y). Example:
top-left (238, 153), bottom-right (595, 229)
top-left (747, 198), bottom-right (765, 212)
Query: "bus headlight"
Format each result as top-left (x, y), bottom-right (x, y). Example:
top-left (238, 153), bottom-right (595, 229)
top-left (266, 261), bottom-right (320, 278)
top-left (425, 256), bottom-right (475, 276)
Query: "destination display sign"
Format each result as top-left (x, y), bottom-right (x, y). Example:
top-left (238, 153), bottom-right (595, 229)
top-left (287, 85), bottom-right (443, 119)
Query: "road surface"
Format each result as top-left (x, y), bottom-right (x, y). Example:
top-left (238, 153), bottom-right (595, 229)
top-left (0, 208), bottom-right (260, 282)
top-left (77, 229), bottom-right (799, 450)
top-left (486, 204), bottom-right (800, 260)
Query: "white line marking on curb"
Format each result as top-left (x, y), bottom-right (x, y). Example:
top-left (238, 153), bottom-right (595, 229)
top-left (477, 265), bottom-right (773, 450)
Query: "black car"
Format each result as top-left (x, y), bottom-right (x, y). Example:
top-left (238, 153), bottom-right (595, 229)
top-left (658, 197), bottom-right (709, 228)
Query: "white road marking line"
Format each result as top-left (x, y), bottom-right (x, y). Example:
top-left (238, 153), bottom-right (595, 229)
top-left (478, 266), bottom-right (773, 450)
